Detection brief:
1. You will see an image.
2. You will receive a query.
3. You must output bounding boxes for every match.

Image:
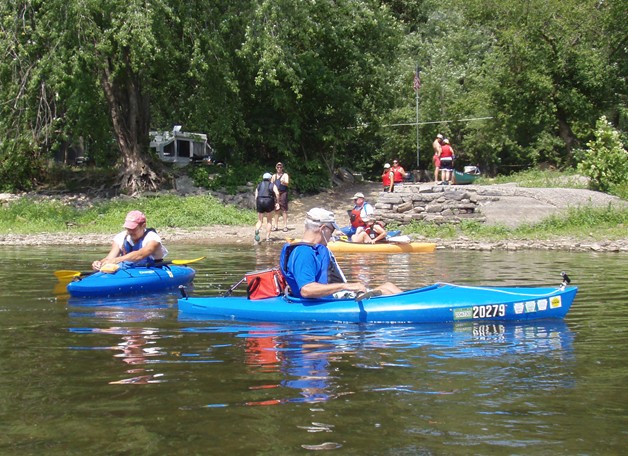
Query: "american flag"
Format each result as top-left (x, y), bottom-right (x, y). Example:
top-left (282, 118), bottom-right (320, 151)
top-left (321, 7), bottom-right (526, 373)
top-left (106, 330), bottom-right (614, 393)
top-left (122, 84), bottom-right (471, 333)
top-left (413, 70), bottom-right (421, 92)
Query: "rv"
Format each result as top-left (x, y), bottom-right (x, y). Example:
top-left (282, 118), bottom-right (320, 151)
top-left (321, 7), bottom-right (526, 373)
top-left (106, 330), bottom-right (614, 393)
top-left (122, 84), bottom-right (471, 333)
top-left (150, 127), bottom-right (213, 165)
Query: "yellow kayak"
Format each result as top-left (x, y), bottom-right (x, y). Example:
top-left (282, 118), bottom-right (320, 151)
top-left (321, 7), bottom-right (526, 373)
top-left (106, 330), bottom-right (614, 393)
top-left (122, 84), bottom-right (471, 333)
top-left (327, 240), bottom-right (436, 253)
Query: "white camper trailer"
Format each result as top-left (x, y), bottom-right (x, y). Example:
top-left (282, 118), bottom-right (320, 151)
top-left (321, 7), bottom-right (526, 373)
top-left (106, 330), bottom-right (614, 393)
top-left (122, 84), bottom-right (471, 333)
top-left (150, 127), bottom-right (213, 165)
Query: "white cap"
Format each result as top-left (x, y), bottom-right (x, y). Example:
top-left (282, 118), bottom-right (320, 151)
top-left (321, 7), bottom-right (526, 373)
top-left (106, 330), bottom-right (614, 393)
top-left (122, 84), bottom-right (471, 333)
top-left (384, 163), bottom-right (391, 168)
top-left (437, 134), bottom-right (443, 139)
top-left (443, 138), bottom-right (450, 144)
top-left (263, 172), bottom-right (272, 180)
top-left (351, 192), bottom-right (365, 200)
top-left (306, 208), bottom-right (341, 230)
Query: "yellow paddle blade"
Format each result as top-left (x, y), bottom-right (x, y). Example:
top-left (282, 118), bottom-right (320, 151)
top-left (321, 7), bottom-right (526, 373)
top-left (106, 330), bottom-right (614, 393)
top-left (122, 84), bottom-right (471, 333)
top-left (54, 270), bottom-right (82, 281)
top-left (170, 256), bottom-right (205, 265)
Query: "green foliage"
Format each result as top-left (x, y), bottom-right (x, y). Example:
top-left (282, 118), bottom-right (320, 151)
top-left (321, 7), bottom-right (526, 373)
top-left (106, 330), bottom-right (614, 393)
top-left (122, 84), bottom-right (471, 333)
top-left (0, 142), bottom-right (46, 192)
top-left (189, 160), bottom-right (330, 195)
top-left (0, 195), bottom-right (256, 234)
top-left (1, 0), bottom-right (626, 191)
top-left (288, 160), bottom-right (331, 194)
top-left (188, 163), bottom-right (265, 194)
top-left (576, 117), bottom-right (628, 195)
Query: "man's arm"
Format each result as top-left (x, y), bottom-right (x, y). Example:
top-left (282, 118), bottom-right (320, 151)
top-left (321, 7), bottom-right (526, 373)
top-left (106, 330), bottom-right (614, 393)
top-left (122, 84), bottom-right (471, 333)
top-left (104, 240), bottom-right (160, 265)
top-left (300, 281), bottom-right (366, 299)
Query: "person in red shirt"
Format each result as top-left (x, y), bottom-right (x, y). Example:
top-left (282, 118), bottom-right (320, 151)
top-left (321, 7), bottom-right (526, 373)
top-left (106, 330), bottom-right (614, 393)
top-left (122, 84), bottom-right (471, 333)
top-left (439, 139), bottom-right (455, 184)
top-left (381, 163), bottom-right (394, 192)
top-left (390, 159), bottom-right (405, 185)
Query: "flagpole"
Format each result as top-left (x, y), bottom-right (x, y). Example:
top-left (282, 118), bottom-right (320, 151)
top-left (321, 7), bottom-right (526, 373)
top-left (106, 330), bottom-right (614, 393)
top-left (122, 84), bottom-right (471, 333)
top-left (414, 66), bottom-right (420, 170)
top-left (415, 84), bottom-right (420, 169)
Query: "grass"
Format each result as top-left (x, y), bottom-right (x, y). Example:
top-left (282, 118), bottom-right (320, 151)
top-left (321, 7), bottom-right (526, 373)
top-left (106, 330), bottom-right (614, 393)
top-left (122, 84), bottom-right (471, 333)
top-left (403, 205), bottom-right (627, 241)
top-left (0, 194), bottom-right (257, 235)
top-left (477, 168), bottom-right (589, 189)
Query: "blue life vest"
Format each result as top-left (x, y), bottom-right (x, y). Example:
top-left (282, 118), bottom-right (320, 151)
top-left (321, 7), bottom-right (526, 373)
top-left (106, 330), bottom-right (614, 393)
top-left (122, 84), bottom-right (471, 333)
top-left (122, 228), bottom-right (158, 267)
top-left (280, 242), bottom-right (345, 296)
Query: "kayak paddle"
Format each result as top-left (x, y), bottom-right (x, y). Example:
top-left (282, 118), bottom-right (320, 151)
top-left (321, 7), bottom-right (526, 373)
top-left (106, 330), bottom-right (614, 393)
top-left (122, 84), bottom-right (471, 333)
top-left (53, 256), bottom-right (206, 282)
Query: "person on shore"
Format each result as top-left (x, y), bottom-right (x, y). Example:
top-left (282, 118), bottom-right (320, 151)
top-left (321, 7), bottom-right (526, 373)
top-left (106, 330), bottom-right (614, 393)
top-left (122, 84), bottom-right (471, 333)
top-left (432, 134), bottom-right (443, 182)
top-left (91, 210), bottom-right (168, 271)
top-left (254, 172), bottom-right (280, 242)
top-left (391, 159), bottom-right (406, 186)
top-left (381, 163), bottom-right (394, 192)
top-left (271, 162), bottom-right (290, 232)
top-left (340, 192), bottom-right (374, 237)
top-left (351, 214), bottom-right (388, 244)
top-left (440, 139), bottom-right (454, 184)
top-left (280, 208), bottom-right (402, 299)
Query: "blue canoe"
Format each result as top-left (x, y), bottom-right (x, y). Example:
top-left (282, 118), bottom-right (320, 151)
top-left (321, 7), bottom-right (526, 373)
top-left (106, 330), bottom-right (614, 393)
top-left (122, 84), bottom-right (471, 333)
top-left (178, 283), bottom-right (578, 324)
top-left (67, 265), bottom-right (196, 298)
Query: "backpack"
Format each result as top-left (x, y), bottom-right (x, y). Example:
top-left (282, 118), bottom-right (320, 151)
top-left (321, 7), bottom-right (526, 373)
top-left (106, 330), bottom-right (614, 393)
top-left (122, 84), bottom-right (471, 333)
top-left (246, 268), bottom-right (286, 300)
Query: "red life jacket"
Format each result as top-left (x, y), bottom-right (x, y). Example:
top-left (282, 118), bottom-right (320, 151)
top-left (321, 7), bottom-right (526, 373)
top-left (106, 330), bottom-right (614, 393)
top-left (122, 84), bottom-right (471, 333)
top-left (392, 165), bottom-right (405, 183)
top-left (382, 170), bottom-right (392, 187)
top-left (440, 144), bottom-right (453, 159)
top-left (350, 206), bottom-right (365, 228)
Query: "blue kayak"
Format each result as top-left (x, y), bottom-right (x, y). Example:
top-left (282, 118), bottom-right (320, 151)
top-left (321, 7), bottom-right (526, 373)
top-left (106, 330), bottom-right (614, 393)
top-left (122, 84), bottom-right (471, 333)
top-left (178, 283), bottom-right (578, 324)
top-left (67, 264), bottom-right (196, 297)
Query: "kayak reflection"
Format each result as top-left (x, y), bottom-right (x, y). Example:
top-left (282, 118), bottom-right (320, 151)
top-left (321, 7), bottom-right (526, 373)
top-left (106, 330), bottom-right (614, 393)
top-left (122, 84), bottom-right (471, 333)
top-left (69, 326), bottom-right (167, 385)
top-left (184, 321), bottom-right (575, 407)
top-left (67, 291), bottom-right (181, 322)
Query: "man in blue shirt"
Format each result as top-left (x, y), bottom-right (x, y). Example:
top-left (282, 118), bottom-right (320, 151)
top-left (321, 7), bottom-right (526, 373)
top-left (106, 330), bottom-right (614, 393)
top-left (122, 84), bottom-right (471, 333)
top-left (280, 208), bottom-right (402, 299)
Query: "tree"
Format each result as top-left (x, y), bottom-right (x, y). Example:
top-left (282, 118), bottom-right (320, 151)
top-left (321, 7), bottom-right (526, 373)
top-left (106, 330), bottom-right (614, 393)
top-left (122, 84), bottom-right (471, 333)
top-left (238, 0), bottom-right (402, 176)
top-left (577, 116), bottom-right (627, 195)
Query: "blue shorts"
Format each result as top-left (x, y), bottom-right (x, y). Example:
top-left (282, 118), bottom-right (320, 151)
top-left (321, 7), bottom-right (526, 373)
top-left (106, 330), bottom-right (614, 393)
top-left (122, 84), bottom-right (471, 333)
top-left (339, 226), bottom-right (356, 237)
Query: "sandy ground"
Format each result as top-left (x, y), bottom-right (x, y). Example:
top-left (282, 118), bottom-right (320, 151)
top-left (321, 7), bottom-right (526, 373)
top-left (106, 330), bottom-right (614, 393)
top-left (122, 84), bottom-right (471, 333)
top-left (0, 182), bottom-right (626, 251)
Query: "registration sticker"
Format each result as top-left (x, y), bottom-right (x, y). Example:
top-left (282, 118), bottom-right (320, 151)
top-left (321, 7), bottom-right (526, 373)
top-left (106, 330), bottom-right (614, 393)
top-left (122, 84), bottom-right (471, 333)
top-left (453, 307), bottom-right (473, 320)
top-left (537, 299), bottom-right (548, 311)
top-left (550, 296), bottom-right (562, 309)
top-left (525, 301), bottom-right (536, 313)
top-left (514, 302), bottom-right (525, 314)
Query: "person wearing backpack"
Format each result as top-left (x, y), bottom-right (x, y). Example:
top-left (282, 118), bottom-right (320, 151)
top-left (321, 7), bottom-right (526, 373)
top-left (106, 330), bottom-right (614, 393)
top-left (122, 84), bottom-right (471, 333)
top-left (254, 172), bottom-right (280, 242)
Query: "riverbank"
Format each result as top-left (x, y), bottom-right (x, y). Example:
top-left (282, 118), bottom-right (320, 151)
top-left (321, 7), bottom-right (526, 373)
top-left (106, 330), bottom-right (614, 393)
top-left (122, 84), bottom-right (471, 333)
top-left (0, 182), bottom-right (626, 251)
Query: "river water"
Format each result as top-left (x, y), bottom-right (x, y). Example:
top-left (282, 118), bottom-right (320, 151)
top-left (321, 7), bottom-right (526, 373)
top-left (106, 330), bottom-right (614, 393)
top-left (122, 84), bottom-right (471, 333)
top-left (0, 244), bottom-right (626, 455)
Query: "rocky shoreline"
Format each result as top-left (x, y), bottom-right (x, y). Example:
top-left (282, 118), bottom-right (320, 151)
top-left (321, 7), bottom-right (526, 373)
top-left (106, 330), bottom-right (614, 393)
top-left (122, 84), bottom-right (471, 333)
top-left (1, 227), bottom-right (626, 252)
top-left (1, 182), bottom-right (626, 252)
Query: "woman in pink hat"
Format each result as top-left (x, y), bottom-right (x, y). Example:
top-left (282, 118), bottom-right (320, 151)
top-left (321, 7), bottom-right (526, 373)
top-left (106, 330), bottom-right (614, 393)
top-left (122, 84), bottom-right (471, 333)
top-left (91, 210), bottom-right (168, 270)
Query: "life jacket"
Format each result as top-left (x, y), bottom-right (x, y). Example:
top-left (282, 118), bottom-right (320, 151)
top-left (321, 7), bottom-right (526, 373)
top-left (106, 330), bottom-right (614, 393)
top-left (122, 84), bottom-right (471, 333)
top-left (440, 144), bottom-right (453, 159)
top-left (382, 170), bottom-right (392, 187)
top-left (365, 222), bottom-right (386, 239)
top-left (280, 242), bottom-right (345, 297)
top-left (256, 180), bottom-right (275, 203)
top-left (350, 203), bottom-right (372, 228)
top-left (273, 173), bottom-right (288, 192)
top-left (122, 228), bottom-right (157, 266)
top-left (391, 165), bottom-right (404, 183)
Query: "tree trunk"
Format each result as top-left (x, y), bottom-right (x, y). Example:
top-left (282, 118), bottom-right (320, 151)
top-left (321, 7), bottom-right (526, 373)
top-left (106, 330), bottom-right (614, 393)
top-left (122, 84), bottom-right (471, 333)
top-left (556, 108), bottom-right (579, 164)
top-left (100, 54), bottom-right (162, 194)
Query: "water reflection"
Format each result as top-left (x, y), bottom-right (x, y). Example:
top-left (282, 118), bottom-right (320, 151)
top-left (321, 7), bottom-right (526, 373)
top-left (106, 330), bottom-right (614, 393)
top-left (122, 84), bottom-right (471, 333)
top-left (181, 321), bottom-right (575, 407)
top-left (70, 326), bottom-right (167, 385)
top-left (67, 293), bottom-right (177, 322)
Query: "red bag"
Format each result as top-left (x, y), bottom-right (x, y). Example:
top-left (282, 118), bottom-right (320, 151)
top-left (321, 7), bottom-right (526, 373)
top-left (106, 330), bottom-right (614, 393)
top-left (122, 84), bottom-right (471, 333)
top-left (245, 268), bottom-right (287, 300)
